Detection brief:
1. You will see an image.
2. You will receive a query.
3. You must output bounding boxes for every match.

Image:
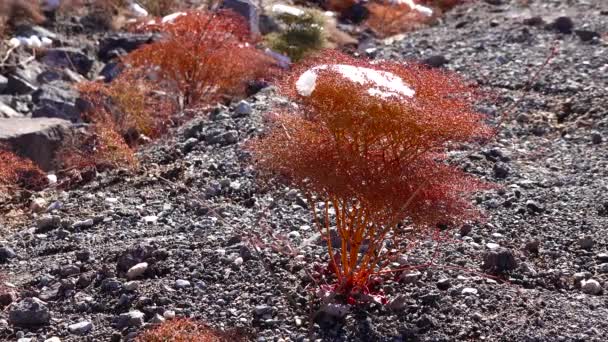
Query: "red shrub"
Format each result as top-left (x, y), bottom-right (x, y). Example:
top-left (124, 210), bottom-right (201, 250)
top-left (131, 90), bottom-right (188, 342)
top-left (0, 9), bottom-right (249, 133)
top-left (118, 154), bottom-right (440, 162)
top-left (250, 50), bottom-right (493, 297)
top-left (127, 10), bottom-right (277, 107)
top-left (136, 318), bottom-right (247, 342)
top-left (365, 1), bottom-right (435, 38)
top-left (0, 147), bottom-right (48, 193)
top-left (56, 111), bottom-right (139, 172)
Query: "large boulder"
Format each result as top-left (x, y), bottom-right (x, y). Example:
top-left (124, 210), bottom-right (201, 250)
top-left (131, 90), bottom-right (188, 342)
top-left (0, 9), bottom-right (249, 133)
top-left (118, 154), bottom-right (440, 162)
top-left (221, 0), bottom-right (260, 35)
top-left (41, 48), bottom-right (94, 76)
top-left (8, 297), bottom-right (51, 327)
top-left (32, 81), bottom-right (84, 122)
top-left (98, 33), bottom-right (160, 62)
top-left (0, 117), bottom-right (73, 170)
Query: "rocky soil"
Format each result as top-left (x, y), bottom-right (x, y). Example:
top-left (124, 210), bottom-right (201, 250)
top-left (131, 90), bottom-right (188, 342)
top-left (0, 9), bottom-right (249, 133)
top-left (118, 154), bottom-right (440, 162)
top-left (1, 0), bottom-right (608, 341)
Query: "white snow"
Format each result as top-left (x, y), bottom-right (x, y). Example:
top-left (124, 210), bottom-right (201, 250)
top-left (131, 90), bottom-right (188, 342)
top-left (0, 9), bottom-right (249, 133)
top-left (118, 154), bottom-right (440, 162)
top-left (161, 12), bottom-right (187, 24)
top-left (8, 38), bottom-right (21, 48)
top-left (10, 35), bottom-right (52, 49)
top-left (295, 64), bottom-right (415, 99)
top-left (271, 4), bottom-right (305, 17)
top-left (391, 0), bottom-right (434, 17)
top-left (129, 2), bottom-right (149, 17)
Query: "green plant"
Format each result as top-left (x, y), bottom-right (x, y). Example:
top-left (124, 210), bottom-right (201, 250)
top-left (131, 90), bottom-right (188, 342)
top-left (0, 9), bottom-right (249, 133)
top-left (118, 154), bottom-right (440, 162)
top-left (128, 9), bottom-right (276, 107)
top-left (250, 50), bottom-right (493, 299)
top-left (264, 8), bottom-right (327, 62)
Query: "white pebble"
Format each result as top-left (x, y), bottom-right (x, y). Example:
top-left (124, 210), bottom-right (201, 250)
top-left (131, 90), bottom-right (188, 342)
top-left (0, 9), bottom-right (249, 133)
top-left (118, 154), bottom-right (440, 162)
top-left (581, 279), bottom-right (602, 295)
top-left (127, 262), bottom-right (148, 280)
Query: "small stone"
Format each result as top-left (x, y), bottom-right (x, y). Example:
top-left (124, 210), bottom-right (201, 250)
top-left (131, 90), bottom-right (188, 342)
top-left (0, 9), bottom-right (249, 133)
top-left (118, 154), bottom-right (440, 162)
top-left (142, 216), bottom-right (158, 224)
top-left (525, 240), bottom-right (540, 254)
top-left (36, 214), bottom-right (60, 232)
top-left (163, 310), bottom-right (176, 320)
top-left (254, 305), bottom-right (273, 317)
top-left (581, 279), bottom-right (602, 295)
top-left (482, 247), bottom-right (517, 273)
top-left (400, 271), bottom-right (422, 284)
top-left (234, 100), bottom-right (252, 116)
top-left (575, 30), bottom-right (600, 42)
top-left (423, 55), bottom-right (449, 68)
top-left (150, 313), bottom-right (165, 324)
top-left (44, 337), bottom-right (61, 342)
top-left (288, 231), bottom-right (301, 239)
top-left (590, 132), bottom-right (602, 144)
top-left (124, 281), bottom-right (139, 291)
top-left (127, 262), bottom-right (148, 279)
top-left (175, 279), bottom-right (191, 288)
top-left (596, 253), bottom-right (608, 262)
top-left (525, 200), bottom-right (544, 213)
top-left (60, 264), bottom-right (80, 277)
top-left (101, 278), bottom-right (123, 292)
top-left (386, 294), bottom-right (408, 310)
top-left (118, 310), bottom-right (145, 328)
top-left (462, 287), bottom-right (478, 296)
top-left (551, 16), bottom-right (574, 34)
top-left (71, 219), bottom-right (94, 229)
top-left (493, 163), bottom-right (510, 179)
top-left (30, 198), bottom-right (48, 213)
top-left (0, 246), bottom-right (17, 262)
top-left (68, 321), bottom-right (93, 335)
top-left (8, 297), bottom-right (51, 326)
top-left (437, 278), bottom-right (451, 290)
top-left (486, 243), bottom-right (500, 250)
top-left (0, 292), bottom-right (14, 307)
top-left (233, 257), bottom-right (244, 267)
top-left (578, 236), bottom-right (595, 250)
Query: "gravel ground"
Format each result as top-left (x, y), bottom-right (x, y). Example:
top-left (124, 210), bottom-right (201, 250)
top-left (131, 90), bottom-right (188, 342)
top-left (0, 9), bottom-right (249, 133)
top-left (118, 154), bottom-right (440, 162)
top-left (1, 0), bottom-right (608, 341)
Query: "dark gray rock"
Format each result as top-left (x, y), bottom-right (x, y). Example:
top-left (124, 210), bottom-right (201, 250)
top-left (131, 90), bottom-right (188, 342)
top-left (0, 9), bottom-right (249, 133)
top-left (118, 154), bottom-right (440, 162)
top-left (99, 62), bottom-right (123, 82)
top-left (42, 48), bottom-right (94, 76)
top-left (116, 310), bottom-right (145, 328)
top-left (575, 30), bottom-right (600, 42)
top-left (8, 297), bottom-right (51, 327)
top-left (0, 117), bottom-right (73, 170)
top-left (5, 74), bottom-right (37, 95)
top-left (551, 16), bottom-right (574, 34)
top-left (493, 162), bottom-right (510, 179)
top-left (98, 33), bottom-right (159, 62)
top-left (32, 81), bottom-right (83, 122)
top-left (482, 247), bottom-right (517, 273)
top-left (423, 55), bottom-right (449, 68)
top-left (221, 0), bottom-right (260, 35)
top-left (0, 246), bottom-right (16, 263)
top-left (0, 75), bottom-right (7, 93)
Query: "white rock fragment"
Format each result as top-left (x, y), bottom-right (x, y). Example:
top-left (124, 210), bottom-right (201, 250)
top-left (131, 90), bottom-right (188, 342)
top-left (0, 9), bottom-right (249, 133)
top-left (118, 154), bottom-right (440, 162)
top-left (163, 310), bottom-right (176, 320)
top-left (295, 64), bottom-right (416, 99)
top-left (28, 35), bottom-right (42, 49)
top-left (581, 279), bottom-right (602, 295)
top-left (8, 37), bottom-right (21, 48)
top-left (129, 2), bottom-right (149, 17)
top-left (124, 281), bottom-right (139, 291)
top-left (162, 12), bottom-right (187, 24)
top-left (71, 219), bottom-right (94, 229)
top-left (233, 257), bottom-right (244, 266)
top-left (142, 215), bottom-right (158, 224)
top-left (462, 287), bottom-right (478, 296)
top-left (272, 4), bottom-right (305, 17)
top-left (127, 262), bottom-right (148, 279)
top-left (41, 37), bottom-right (53, 47)
top-left (486, 243), bottom-right (500, 249)
top-left (390, 0), bottom-right (434, 17)
top-left (47, 174), bottom-right (57, 184)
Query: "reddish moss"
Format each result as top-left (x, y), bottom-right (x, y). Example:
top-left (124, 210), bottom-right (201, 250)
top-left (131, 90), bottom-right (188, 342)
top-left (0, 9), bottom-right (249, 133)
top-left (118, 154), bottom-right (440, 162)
top-left (0, 147), bottom-right (48, 193)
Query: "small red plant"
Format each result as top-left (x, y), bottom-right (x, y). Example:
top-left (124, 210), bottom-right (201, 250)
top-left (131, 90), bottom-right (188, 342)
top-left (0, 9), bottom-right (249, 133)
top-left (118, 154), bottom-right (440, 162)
top-left (127, 10), bottom-right (276, 107)
top-left (135, 318), bottom-right (246, 342)
top-left (56, 111), bottom-right (139, 172)
top-left (78, 70), bottom-right (176, 143)
top-left (365, 0), bottom-right (435, 38)
top-left (0, 147), bottom-right (48, 194)
top-left (250, 50), bottom-right (493, 299)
